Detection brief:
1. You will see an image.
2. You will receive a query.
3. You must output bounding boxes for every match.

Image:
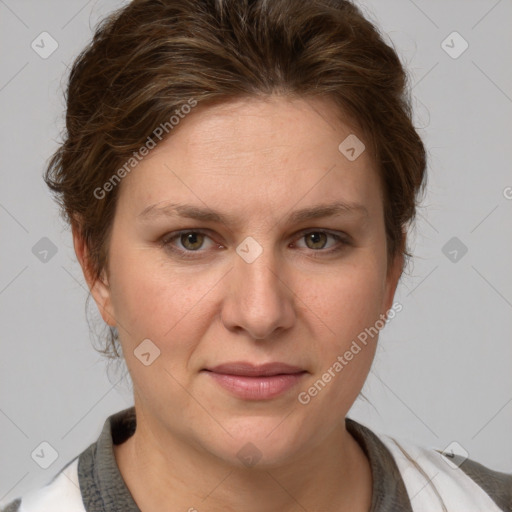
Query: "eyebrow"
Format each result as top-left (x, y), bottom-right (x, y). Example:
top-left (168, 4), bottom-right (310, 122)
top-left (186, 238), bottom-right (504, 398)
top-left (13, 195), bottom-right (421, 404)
top-left (137, 200), bottom-right (369, 226)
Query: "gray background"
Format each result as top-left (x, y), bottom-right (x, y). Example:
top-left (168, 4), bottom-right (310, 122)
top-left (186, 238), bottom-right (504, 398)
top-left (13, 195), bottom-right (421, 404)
top-left (1, 0), bottom-right (511, 504)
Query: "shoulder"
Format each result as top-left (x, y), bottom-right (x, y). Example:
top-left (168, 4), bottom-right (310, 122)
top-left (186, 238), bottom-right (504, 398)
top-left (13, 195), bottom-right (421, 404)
top-left (0, 458), bottom-right (85, 512)
top-left (377, 433), bottom-right (512, 512)
top-left (0, 407), bottom-right (137, 512)
top-left (0, 499), bottom-right (21, 512)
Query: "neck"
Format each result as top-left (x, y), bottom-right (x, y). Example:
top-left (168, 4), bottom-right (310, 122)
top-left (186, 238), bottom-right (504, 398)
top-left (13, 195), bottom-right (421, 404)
top-left (114, 406), bottom-right (373, 512)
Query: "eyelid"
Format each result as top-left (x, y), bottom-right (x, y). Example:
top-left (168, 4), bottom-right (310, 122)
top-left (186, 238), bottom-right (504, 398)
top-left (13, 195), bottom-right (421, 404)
top-left (294, 227), bottom-right (351, 244)
top-left (159, 229), bottom-right (220, 250)
top-left (291, 229), bottom-right (352, 256)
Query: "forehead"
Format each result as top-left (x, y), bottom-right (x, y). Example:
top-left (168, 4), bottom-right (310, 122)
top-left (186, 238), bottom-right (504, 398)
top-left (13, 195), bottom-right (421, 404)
top-left (116, 95), bottom-right (382, 224)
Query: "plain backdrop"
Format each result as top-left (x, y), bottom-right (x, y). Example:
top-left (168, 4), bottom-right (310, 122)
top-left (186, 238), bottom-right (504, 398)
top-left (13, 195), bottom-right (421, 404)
top-left (1, 0), bottom-right (511, 504)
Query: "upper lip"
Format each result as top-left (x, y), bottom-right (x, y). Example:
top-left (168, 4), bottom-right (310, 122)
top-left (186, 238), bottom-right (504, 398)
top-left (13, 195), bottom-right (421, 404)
top-left (204, 362), bottom-right (306, 377)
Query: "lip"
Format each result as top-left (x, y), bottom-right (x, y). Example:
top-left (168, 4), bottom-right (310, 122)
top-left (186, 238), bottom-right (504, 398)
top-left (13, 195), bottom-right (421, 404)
top-left (202, 361), bottom-right (307, 400)
top-left (206, 361), bottom-right (305, 377)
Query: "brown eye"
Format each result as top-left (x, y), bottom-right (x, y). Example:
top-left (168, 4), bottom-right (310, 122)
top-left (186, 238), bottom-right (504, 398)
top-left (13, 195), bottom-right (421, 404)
top-left (180, 232), bottom-right (205, 250)
top-left (304, 232), bottom-right (328, 250)
top-left (293, 230), bottom-right (350, 256)
top-left (160, 229), bottom-right (218, 259)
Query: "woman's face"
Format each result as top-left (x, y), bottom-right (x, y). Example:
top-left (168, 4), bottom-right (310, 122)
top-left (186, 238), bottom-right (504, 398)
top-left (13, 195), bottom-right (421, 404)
top-left (83, 96), bottom-right (402, 467)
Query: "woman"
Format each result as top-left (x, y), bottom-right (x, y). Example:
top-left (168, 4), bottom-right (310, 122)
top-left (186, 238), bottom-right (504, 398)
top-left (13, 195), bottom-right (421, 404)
top-left (2, 0), bottom-right (510, 511)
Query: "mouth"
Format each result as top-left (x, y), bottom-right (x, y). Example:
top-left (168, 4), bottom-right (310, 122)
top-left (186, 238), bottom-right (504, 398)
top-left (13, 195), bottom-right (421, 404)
top-left (202, 361), bottom-right (307, 400)
top-left (204, 361), bottom-right (306, 377)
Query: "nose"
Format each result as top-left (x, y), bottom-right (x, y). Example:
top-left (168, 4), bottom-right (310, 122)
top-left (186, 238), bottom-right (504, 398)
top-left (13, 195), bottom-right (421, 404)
top-left (220, 243), bottom-right (296, 340)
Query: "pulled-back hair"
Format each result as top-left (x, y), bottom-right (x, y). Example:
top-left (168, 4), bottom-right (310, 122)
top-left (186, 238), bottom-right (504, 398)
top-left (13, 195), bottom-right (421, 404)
top-left (45, 0), bottom-right (427, 358)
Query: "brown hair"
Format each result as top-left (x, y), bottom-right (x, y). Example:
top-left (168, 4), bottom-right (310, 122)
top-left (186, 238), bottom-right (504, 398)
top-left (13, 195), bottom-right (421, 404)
top-left (45, 0), bottom-right (427, 358)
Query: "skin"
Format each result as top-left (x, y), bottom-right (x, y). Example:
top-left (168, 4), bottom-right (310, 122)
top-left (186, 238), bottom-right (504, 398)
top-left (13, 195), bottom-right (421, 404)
top-left (74, 95), bottom-right (404, 512)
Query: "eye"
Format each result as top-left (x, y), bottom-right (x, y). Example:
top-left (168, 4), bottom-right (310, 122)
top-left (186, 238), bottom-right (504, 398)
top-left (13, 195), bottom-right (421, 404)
top-left (160, 230), bottom-right (217, 256)
top-left (293, 230), bottom-right (350, 254)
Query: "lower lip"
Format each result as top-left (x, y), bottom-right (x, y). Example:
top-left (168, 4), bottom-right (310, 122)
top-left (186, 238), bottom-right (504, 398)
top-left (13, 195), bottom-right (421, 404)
top-left (204, 371), bottom-right (306, 400)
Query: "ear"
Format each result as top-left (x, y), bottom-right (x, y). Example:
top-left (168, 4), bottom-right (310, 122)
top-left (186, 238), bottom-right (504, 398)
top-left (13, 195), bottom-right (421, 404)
top-left (72, 223), bottom-right (116, 327)
top-left (381, 233), bottom-right (405, 318)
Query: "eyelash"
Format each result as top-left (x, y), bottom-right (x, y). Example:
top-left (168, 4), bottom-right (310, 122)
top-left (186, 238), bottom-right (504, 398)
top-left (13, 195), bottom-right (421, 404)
top-left (159, 229), bottom-right (351, 259)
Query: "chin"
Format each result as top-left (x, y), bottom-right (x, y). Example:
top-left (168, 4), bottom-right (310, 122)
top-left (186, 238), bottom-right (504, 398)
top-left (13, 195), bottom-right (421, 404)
top-left (205, 416), bottom-right (308, 470)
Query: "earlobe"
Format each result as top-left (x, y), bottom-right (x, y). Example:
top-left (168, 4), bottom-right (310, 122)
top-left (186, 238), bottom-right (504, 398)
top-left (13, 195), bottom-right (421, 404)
top-left (71, 223), bottom-right (117, 327)
top-left (90, 271), bottom-right (117, 328)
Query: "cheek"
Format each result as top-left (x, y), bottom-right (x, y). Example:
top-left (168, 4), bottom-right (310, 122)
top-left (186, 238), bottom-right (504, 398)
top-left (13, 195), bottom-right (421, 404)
top-left (299, 258), bottom-right (386, 345)
top-left (107, 244), bottom-right (221, 350)
top-left (294, 263), bottom-right (385, 415)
